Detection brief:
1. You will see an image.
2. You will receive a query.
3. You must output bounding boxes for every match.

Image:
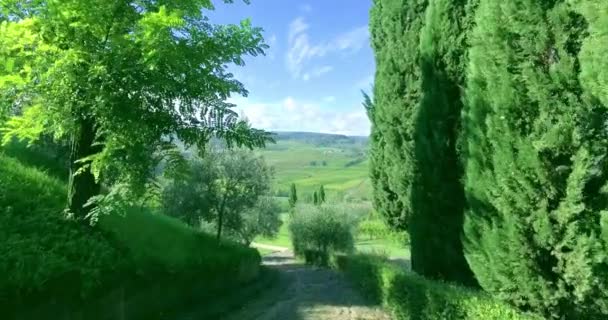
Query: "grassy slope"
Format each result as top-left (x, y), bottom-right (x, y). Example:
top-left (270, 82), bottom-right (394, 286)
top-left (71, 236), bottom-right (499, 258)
top-left (0, 152), bottom-right (260, 317)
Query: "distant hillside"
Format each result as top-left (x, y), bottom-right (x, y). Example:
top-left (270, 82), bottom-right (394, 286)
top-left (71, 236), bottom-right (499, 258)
top-left (258, 132), bottom-right (371, 202)
top-left (271, 131), bottom-right (368, 148)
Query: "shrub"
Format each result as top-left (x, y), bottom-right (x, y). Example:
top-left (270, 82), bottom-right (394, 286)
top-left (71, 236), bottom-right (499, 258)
top-left (288, 204), bottom-right (356, 265)
top-left (334, 254), bottom-right (540, 320)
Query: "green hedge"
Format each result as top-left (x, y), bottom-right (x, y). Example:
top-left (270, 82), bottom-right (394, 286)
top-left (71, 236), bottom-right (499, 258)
top-left (0, 153), bottom-right (261, 319)
top-left (333, 254), bottom-right (541, 320)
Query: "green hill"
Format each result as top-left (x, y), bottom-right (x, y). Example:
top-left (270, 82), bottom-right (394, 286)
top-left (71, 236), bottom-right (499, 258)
top-left (259, 132), bottom-right (371, 202)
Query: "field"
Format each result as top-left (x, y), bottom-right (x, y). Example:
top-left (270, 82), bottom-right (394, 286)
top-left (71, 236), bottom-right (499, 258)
top-left (257, 132), bottom-right (371, 202)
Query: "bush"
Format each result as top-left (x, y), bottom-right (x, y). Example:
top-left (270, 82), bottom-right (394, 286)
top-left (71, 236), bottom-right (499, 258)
top-left (288, 204), bottom-right (356, 265)
top-left (334, 254), bottom-right (540, 320)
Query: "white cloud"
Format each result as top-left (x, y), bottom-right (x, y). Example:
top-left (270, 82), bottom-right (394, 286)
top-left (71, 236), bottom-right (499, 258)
top-left (286, 17), bottom-right (369, 80)
top-left (230, 96), bottom-right (370, 136)
top-left (299, 4), bottom-right (313, 13)
top-left (302, 65), bottom-right (334, 81)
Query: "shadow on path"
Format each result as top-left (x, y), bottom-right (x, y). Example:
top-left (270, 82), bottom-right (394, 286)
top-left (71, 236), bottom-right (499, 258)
top-left (224, 251), bottom-right (391, 320)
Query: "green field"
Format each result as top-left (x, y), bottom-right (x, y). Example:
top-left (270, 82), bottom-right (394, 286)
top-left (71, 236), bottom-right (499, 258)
top-left (257, 136), bottom-right (371, 202)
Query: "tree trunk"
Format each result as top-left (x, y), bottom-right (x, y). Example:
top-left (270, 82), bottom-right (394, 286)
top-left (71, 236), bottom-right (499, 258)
top-left (216, 211), bottom-right (223, 242)
top-left (68, 117), bottom-right (102, 220)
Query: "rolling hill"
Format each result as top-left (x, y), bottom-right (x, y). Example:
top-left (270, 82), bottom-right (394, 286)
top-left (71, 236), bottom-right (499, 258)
top-left (259, 132), bottom-right (371, 202)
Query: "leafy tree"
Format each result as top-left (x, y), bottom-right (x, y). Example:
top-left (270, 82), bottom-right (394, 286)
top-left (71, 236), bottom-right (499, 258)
top-left (230, 196), bottom-right (282, 246)
top-left (313, 191), bottom-right (319, 206)
top-left (162, 149), bottom-right (272, 241)
top-left (288, 182), bottom-right (298, 210)
top-left (367, 0), bottom-right (428, 231)
top-left (318, 185), bottom-right (326, 204)
top-left (0, 0), bottom-right (271, 220)
top-left (462, 0), bottom-right (608, 317)
top-left (410, 0), bottom-right (477, 285)
top-left (161, 157), bottom-right (218, 228)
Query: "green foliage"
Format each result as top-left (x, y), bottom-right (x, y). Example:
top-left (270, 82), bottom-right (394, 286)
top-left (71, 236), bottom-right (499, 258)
top-left (462, 0), bottom-right (608, 318)
top-left (288, 182), bottom-right (298, 210)
top-left (0, 0), bottom-right (272, 218)
top-left (358, 219), bottom-right (391, 240)
top-left (289, 204), bottom-right (357, 265)
top-left (409, 0), bottom-right (477, 285)
top-left (1, 153), bottom-right (261, 317)
top-left (162, 149), bottom-right (272, 241)
top-left (367, 0), bottom-right (428, 231)
top-left (229, 196), bottom-right (283, 246)
top-left (318, 185), bottom-right (326, 203)
top-left (334, 254), bottom-right (539, 320)
top-left (0, 153), bottom-right (128, 302)
top-left (312, 190), bottom-right (319, 205)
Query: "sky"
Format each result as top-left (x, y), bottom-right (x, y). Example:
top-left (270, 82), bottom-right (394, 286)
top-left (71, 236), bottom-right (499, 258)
top-left (208, 0), bottom-right (375, 136)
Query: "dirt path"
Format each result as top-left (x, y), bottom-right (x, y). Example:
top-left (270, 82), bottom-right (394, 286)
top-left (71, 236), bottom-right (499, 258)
top-left (225, 251), bottom-right (391, 320)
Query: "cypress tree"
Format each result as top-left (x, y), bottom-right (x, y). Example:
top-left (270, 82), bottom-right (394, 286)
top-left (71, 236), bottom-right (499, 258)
top-left (411, 0), bottom-right (477, 285)
top-left (462, 0), bottom-right (608, 317)
top-left (313, 191), bottom-right (319, 206)
top-left (368, 0), bottom-right (428, 231)
top-left (288, 183), bottom-right (298, 209)
top-left (319, 185), bottom-right (326, 204)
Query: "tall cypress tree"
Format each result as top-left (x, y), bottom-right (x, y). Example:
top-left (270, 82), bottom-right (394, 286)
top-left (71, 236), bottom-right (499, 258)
top-left (462, 0), bottom-right (608, 317)
top-left (368, 0), bottom-right (428, 232)
top-left (288, 183), bottom-right (298, 210)
top-left (318, 185), bottom-right (326, 204)
top-left (411, 0), bottom-right (477, 285)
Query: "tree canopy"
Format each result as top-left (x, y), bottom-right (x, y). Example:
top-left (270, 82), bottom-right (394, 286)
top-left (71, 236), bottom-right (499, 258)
top-left (0, 0), bottom-right (272, 219)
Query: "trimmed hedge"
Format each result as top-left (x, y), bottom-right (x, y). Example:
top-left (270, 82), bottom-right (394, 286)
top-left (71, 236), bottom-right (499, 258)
top-left (0, 153), bottom-right (261, 319)
top-left (333, 254), bottom-right (540, 320)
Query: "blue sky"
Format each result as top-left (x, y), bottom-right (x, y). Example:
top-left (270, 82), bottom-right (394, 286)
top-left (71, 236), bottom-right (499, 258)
top-left (209, 0), bottom-right (374, 136)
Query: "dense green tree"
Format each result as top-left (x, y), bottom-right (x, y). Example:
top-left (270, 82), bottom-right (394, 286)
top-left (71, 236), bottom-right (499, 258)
top-left (313, 191), bottom-right (319, 206)
top-left (162, 149), bottom-right (272, 241)
top-left (230, 196), bottom-right (282, 246)
top-left (0, 0), bottom-right (271, 220)
top-left (462, 0), bottom-right (608, 317)
top-left (368, 0), bottom-right (428, 231)
top-left (410, 0), bottom-right (477, 285)
top-left (318, 185), bottom-right (326, 204)
top-left (288, 182), bottom-right (298, 210)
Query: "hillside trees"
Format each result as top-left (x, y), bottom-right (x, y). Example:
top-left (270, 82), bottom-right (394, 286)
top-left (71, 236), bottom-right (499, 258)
top-left (0, 0), bottom-right (271, 220)
top-left (368, 0), bottom-right (428, 231)
top-left (162, 149), bottom-right (272, 241)
top-left (462, 0), bottom-right (608, 317)
top-left (410, 0), bottom-right (477, 284)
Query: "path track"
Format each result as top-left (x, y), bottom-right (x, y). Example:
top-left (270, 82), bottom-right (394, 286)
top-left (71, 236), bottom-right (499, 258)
top-left (225, 251), bottom-right (391, 320)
